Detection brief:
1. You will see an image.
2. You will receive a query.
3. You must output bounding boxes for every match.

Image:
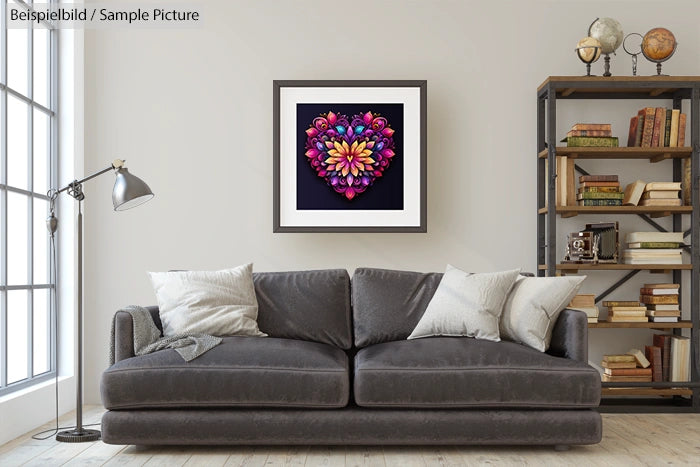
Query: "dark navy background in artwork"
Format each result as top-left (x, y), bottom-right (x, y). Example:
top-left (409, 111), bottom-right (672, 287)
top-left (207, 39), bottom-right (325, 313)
top-left (296, 103), bottom-right (404, 210)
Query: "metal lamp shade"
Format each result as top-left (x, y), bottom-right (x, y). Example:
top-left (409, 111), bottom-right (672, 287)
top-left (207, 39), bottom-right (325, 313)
top-left (112, 167), bottom-right (154, 211)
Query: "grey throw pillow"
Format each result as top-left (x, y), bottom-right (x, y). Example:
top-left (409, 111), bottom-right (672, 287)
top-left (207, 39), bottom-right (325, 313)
top-left (407, 265), bottom-right (520, 342)
top-left (148, 263), bottom-right (266, 338)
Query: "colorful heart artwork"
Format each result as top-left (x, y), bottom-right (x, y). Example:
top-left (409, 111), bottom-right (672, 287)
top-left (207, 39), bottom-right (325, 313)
top-left (304, 111), bottom-right (396, 200)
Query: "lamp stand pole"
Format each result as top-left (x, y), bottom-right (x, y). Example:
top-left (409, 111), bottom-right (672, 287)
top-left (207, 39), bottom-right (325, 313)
top-left (56, 200), bottom-right (100, 442)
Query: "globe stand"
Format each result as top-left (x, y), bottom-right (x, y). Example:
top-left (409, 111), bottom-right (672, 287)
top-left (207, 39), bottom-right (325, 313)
top-left (602, 54), bottom-right (612, 77)
top-left (575, 45), bottom-right (600, 77)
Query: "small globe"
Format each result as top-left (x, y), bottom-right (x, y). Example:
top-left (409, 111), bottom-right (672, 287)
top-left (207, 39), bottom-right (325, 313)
top-left (588, 17), bottom-right (624, 54)
top-left (576, 37), bottom-right (602, 63)
top-left (642, 28), bottom-right (676, 61)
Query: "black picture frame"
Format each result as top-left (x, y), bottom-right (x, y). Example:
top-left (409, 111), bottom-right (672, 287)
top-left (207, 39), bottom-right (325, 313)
top-left (273, 80), bottom-right (427, 233)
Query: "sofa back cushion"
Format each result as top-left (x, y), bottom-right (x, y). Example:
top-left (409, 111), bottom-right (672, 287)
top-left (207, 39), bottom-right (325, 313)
top-left (352, 268), bottom-right (442, 347)
top-left (254, 269), bottom-right (352, 349)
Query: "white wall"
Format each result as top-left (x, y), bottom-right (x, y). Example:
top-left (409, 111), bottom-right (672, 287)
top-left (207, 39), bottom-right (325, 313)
top-left (82, 0), bottom-right (700, 403)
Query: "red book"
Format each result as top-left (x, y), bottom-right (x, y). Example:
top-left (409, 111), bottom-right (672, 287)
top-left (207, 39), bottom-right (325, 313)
top-left (579, 175), bottom-right (619, 183)
top-left (627, 116), bottom-right (639, 147)
top-left (651, 107), bottom-right (665, 147)
top-left (635, 109), bottom-right (645, 146)
top-left (640, 107), bottom-right (656, 147)
top-left (653, 334), bottom-right (673, 382)
top-left (645, 345), bottom-right (663, 382)
top-left (678, 113), bottom-right (687, 146)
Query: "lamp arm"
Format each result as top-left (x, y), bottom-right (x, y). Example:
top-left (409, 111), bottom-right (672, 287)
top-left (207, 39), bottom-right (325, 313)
top-left (54, 159), bottom-right (126, 195)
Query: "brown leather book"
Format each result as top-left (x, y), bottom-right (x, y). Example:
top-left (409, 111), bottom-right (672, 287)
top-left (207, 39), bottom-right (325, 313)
top-left (640, 295), bottom-right (679, 304)
top-left (572, 123), bottom-right (611, 131)
top-left (651, 107), bottom-right (665, 147)
top-left (640, 107), bottom-right (656, 147)
top-left (579, 174), bottom-right (618, 183)
top-left (601, 361), bottom-right (637, 369)
top-left (603, 368), bottom-right (652, 376)
top-left (627, 116), bottom-right (639, 147)
top-left (678, 113), bottom-right (687, 146)
top-left (567, 129), bottom-right (613, 137)
top-left (653, 334), bottom-right (673, 381)
top-left (645, 345), bottom-right (663, 382)
top-left (579, 181), bottom-right (621, 188)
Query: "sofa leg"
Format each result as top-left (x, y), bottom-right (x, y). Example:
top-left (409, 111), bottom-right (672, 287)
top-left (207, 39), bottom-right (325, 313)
top-left (554, 444), bottom-right (570, 452)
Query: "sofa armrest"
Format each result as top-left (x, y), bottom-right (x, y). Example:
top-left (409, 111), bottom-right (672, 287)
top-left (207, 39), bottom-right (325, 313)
top-left (112, 306), bottom-right (161, 363)
top-left (547, 309), bottom-right (588, 363)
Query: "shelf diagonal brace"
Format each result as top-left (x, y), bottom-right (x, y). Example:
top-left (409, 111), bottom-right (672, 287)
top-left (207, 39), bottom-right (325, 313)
top-left (595, 270), bottom-right (641, 304)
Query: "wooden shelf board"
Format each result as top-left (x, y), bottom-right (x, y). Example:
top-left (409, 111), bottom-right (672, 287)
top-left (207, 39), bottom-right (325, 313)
top-left (539, 263), bottom-right (691, 271)
top-left (589, 320), bottom-right (692, 329)
top-left (602, 387), bottom-right (693, 397)
top-left (538, 206), bottom-right (691, 217)
top-left (538, 76), bottom-right (700, 95)
top-left (537, 147), bottom-right (691, 160)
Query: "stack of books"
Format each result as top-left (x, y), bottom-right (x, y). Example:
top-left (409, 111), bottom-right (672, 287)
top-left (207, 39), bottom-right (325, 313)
top-left (567, 294), bottom-right (599, 323)
top-left (627, 107), bottom-right (687, 148)
top-left (601, 351), bottom-right (651, 382)
top-left (640, 283), bottom-right (680, 323)
top-left (640, 181), bottom-right (682, 207)
top-left (563, 123), bottom-right (618, 147)
top-left (603, 300), bottom-right (647, 323)
top-left (623, 231), bottom-right (684, 264)
top-left (577, 175), bottom-right (622, 206)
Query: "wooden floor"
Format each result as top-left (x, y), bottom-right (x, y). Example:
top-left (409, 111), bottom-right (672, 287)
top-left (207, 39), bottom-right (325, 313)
top-left (1, 406), bottom-right (699, 466)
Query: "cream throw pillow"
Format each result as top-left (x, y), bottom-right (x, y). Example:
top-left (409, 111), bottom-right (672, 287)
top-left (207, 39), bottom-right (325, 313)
top-left (148, 263), bottom-right (267, 337)
top-left (499, 275), bottom-right (585, 352)
top-left (407, 265), bottom-right (521, 342)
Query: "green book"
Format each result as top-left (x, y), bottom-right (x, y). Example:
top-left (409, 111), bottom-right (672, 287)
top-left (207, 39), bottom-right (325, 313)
top-left (577, 192), bottom-right (625, 200)
top-left (577, 199), bottom-right (623, 206)
top-left (664, 108), bottom-right (672, 147)
top-left (563, 136), bottom-right (619, 147)
top-left (628, 242), bottom-right (681, 249)
top-left (580, 186), bottom-right (622, 193)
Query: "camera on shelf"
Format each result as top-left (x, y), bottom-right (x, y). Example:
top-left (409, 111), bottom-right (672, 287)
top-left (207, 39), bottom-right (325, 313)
top-left (564, 222), bottom-right (619, 264)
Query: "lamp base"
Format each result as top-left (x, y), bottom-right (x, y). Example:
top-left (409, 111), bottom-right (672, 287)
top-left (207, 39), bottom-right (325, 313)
top-left (56, 428), bottom-right (101, 443)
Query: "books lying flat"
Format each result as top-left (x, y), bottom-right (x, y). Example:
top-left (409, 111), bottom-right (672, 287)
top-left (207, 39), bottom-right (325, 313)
top-left (577, 192), bottom-right (624, 200)
top-left (647, 310), bottom-right (681, 317)
top-left (645, 182), bottom-right (682, 191)
top-left (644, 283), bottom-right (680, 289)
top-left (601, 360), bottom-right (637, 369)
top-left (572, 123), bottom-right (612, 131)
top-left (565, 136), bottom-right (619, 147)
top-left (628, 242), bottom-right (681, 249)
top-left (602, 301), bottom-right (640, 307)
top-left (624, 258), bottom-right (683, 264)
top-left (626, 232), bottom-right (685, 243)
top-left (640, 295), bottom-right (679, 304)
top-left (639, 287), bottom-right (679, 295)
top-left (567, 129), bottom-right (613, 137)
top-left (671, 336), bottom-right (690, 382)
top-left (642, 190), bottom-right (680, 199)
top-left (578, 199), bottom-right (623, 206)
top-left (607, 316), bottom-right (649, 322)
top-left (603, 355), bottom-right (636, 363)
top-left (569, 294), bottom-right (596, 308)
top-left (606, 306), bottom-right (647, 311)
top-left (580, 181), bottom-right (621, 188)
top-left (649, 317), bottom-right (679, 323)
top-left (568, 306), bottom-right (599, 319)
top-left (602, 375), bottom-right (652, 382)
top-left (627, 349), bottom-right (651, 368)
top-left (646, 304), bottom-right (680, 311)
top-left (580, 175), bottom-right (618, 182)
top-left (603, 368), bottom-right (651, 376)
top-left (580, 186), bottom-right (622, 193)
top-left (623, 249), bottom-right (682, 256)
top-left (639, 199), bottom-right (682, 207)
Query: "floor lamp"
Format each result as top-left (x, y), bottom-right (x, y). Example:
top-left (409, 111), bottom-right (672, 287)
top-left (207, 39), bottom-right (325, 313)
top-left (48, 159), bottom-right (153, 442)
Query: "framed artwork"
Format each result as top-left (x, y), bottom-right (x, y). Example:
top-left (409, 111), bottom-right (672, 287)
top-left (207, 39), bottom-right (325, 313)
top-left (273, 80), bottom-right (427, 232)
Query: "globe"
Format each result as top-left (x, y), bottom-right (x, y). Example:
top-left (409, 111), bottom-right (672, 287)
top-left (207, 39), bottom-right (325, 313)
top-left (642, 28), bottom-right (677, 61)
top-left (588, 17), bottom-right (624, 54)
top-left (576, 37), bottom-right (602, 63)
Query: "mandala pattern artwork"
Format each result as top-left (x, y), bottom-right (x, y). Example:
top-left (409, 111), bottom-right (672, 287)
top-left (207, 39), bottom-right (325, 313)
top-left (304, 111), bottom-right (396, 200)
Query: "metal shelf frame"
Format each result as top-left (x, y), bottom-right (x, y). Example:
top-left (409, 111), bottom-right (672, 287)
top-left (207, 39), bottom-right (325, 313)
top-left (536, 76), bottom-right (700, 412)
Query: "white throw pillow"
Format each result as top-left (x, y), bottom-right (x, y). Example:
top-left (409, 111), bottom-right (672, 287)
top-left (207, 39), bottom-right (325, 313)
top-left (407, 265), bottom-right (521, 342)
top-left (148, 263), bottom-right (267, 337)
top-left (499, 275), bottom-right (586, 352)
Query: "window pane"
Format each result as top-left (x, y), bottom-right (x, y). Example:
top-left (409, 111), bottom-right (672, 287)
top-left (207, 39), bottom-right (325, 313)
top-left (7, 290), bottom-right (29, 384)
top-left (33, 289), bottom-right (50, 375)
top-left (34, 110), bottom-right (50, 195)
top-left (8, 192), bottom-right (29, 285)
top-left (34, 198), bottom-right (49, 284)
top-left (33, 26), bottom-right (49, 108)
top-left (7, 28), bottom-right (29, 96)
top-left (7, 95), bottom-right (29, 190)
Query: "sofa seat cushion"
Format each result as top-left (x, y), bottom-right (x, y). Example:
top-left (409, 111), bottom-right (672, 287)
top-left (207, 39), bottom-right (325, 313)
top-left (354, 337), bottom-right (600, 409)
top-left (101, 337), bottom-right (349, 409)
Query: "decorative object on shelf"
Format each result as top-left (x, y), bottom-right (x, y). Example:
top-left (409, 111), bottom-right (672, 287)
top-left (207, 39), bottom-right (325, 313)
top-left (622, 33), bottom-right (643, 76)
top-left (641, 27), bottom-right (677, 76)
top-left (47, 159), bottom-right (153, 442)
top-left (575, 36), bottom-right (602, 76)
top-left (564, 222), bottom-right (619, 264)
top-left (588, 17), bottom-right (624, 77)
top-left (273, 80), bottom-right (427, 232)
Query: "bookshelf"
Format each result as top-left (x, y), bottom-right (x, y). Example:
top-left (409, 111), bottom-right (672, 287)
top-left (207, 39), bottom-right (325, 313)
top-left (537, 76), bottom-right (700, 413)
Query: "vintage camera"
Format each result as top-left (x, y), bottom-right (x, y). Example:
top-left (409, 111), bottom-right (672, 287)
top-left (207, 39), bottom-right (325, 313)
top-left (564, 222), bottom-right (619, 264)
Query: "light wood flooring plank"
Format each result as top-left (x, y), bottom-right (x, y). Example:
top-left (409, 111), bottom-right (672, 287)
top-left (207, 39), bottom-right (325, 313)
top-left (0, 444), bottom-right (55, 466)
top-left (222, 447), bottom-right (268, 467)
top-left (304, 446), bottom-right (345, 467)
top-left (103, 445), bottom-right (156, 467)
top-left (382, 447), bottom-right (426, 467)
top-left (63, 441), bottom-right (126, 466)
top-left (142, 446), bottom-right (193, 467)
top-left (345, 446), bottom-right (385, 467)
top-left (183, 446), bottom-right (232, 466)
top-left (21, 440), bottom-right (94, 466)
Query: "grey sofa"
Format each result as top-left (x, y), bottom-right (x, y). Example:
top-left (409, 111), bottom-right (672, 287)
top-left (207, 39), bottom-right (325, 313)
top-left (101, 268), bottom-right (602, 446)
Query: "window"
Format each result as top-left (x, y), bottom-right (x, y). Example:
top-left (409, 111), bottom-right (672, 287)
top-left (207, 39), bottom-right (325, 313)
top-left (1, 0), bottom-right (57, 395)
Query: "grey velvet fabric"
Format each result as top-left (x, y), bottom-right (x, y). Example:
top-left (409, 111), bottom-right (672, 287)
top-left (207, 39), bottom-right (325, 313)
top-left (547, 308), bottom-right (588, 363)
top-left (101, 336), bottom-right (349, 409)
top-left (101, 408), bottom-right (602, 446)
top-left (253, 270), bottom-right (352, 349)
top-left (354, 337), bottom-right (601, 408)
top-left (352, 268), bottom-right (443, 347)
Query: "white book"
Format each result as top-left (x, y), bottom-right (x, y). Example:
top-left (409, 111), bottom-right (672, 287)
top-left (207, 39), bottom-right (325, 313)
top-left (649, 317), bottom-right (679, 322)
top-left (671, 336), bottom-right (690, 382)
top-left (646, 304), bottom-right (681, 311)
top-left (623, 257), bottom-right (683, 265)
top-left (625, 232), bottom-right (684, 244)
top-left (623, 249), bottom-right (682, 255)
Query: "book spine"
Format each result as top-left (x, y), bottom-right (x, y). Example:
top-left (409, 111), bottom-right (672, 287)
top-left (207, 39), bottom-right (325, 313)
top-left (678, 113), bottom-right (687, 146)
top-left (651, 107), bottom-right (664, 147)
top-left (579, 175), bottom-right (619, 182)
top-left (580, 181), bottom-right (621, 188)
top-left (568, 129), bottom-right (613, 137)
top-left (663, 108), bottom-right (672, 147)
top-left (641, 107), bottom-right (656, 147)
top-left (580, 186), bottom-right (622, 193)
top-left (627, 116), bottom-right (638, 147)
top-left (669, 109), bottom-right (680, 147)
top-left (566, 136), bottom-right (619, 147)
top-left (640, 288), bottom-right (678, 295)
top-left (602, 301), bottom-right (640, 307)
top-left (576, 192), bottom-right (625, 200)
top-left (572, 123), bottom-right (611, 131)
top-left (640, 295), bottom-right (679, 304)
top-left (630, 242), bottom-right (680, 248)
top-left (577, 199), bottom-right (623, 206)
top-left (645, 346), bottom-right (663, 382)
